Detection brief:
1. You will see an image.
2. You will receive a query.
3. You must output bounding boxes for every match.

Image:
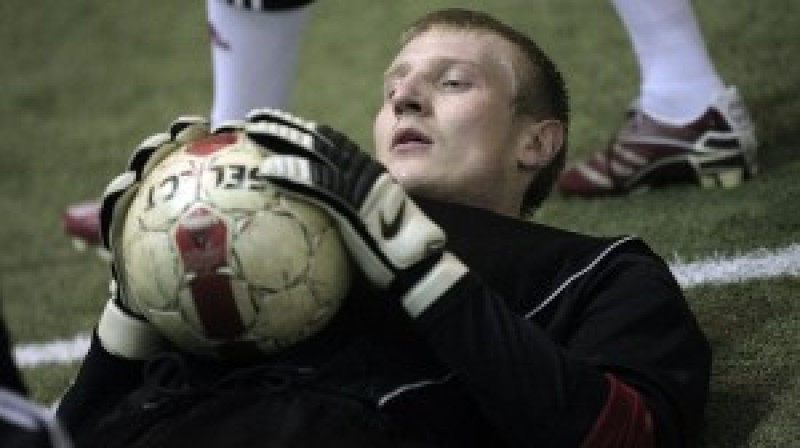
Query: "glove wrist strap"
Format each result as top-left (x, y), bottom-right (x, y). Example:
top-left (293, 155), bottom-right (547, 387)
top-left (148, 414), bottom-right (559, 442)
top-left (97, 299), bottom-right (166, 360)
top-left (401, 252), bottom-right (467, 318)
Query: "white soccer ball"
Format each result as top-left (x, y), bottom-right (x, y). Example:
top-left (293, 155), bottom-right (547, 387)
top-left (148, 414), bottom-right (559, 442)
top-left (112, 130), bottom-right (352, 359)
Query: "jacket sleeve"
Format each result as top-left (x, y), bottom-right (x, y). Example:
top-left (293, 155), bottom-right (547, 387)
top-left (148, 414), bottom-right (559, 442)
top-left (411, 251), bottom-right (709, 448)
top-left (55, 331), bottom-right (147, 440)
top-left (565, 251), bottom-right (711, 448)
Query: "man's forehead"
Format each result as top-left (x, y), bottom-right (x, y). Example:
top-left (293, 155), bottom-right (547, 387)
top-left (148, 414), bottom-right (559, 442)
top-left (387, 28), bottom-right (516, 76)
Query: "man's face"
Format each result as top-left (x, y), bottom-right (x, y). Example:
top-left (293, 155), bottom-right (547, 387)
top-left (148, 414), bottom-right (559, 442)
top-left (374, 28), bottom-right (529, 216)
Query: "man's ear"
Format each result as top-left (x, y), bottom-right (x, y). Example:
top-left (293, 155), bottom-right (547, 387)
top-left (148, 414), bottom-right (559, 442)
top-left (517, 119), bottom-right (564, 170)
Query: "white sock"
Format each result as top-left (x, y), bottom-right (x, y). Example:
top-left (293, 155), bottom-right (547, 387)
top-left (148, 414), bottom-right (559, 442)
top-left (611, 0), bottom-right (725, 124)
top-left (207, 0), bottom-right (310, 125)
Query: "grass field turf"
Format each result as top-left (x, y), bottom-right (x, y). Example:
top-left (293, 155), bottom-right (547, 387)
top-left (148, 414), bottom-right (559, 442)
top-left (1, 1), bottom-right (799, 446)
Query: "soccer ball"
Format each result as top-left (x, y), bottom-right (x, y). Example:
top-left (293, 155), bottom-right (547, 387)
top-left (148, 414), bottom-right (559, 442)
top-left (112, 130), bottom-right (352, 360)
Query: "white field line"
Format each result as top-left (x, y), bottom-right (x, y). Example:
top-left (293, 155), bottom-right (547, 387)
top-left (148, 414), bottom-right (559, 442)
top-left (12, 244), bottom-right (800, 368)
top-left (13, 333), bottom-right (91, 369)
top-left (669, 243), bottom-right (800, 287)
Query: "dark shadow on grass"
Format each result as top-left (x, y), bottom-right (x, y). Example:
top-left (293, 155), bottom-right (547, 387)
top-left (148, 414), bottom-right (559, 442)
top-left (689, 279), bottom-right (798, 447)
top-left (747, 82), bottom-right (800, 171)
top-left (700, 364), bottom-right (794, 448)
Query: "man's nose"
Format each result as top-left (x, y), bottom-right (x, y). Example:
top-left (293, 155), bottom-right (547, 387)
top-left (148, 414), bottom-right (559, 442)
top-left (392, 79), bottom-right (429, 117)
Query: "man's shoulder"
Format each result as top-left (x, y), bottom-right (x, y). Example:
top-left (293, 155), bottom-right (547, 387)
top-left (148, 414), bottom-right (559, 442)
top-left (416, 198), bottom-right (670, 309)
top-left (417, 197), bottom-right (644, 261)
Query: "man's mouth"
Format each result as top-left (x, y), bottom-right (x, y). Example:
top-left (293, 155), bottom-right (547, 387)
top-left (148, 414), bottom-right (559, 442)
top-left (391, 128), bottom-right (432, 152)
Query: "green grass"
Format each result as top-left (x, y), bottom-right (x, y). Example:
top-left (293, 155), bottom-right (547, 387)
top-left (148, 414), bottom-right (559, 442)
top-left (1, 1), bottom-right (798, 446)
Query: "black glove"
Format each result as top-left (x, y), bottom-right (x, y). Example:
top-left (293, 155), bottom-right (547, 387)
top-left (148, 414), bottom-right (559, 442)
top-left (96, 116), bottom-right (238, 359)
top-left (245, 109), bottom-right (467, 317)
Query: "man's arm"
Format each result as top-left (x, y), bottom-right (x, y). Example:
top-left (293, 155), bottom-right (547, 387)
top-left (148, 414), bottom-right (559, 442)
top-left (56, 331), bottom-right (148, 436)
top-left (411, 237), bottom-right (708, 448)
top-left (57, 118), bottom-right (217, 437)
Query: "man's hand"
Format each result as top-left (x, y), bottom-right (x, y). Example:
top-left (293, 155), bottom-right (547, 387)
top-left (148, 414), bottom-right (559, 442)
top-left (97, 116), bottom-right (240, 358)
top-left (246, 109), bottom-right (467, 317)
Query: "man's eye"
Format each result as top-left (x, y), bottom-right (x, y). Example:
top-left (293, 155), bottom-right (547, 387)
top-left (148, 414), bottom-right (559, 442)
top-left (440, 78), bottom-right (471, 90)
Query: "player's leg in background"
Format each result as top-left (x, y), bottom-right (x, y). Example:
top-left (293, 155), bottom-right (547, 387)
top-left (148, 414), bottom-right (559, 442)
top-left (557, 0), bottom-right (758, 197)
top-left (612, 0), bottom-right (723, 124)
top-left (208, 0), bottom-right (311, 125)
top-left (63, 0), bottom-right (313, 254)
top-left (1, 311), bottom-right (27, 396)
top-left (1, 311), bottom-right (73, 447)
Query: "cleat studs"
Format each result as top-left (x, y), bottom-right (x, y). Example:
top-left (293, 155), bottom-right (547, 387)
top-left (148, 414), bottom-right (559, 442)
top-left (72, 238), bottom-right (88, 252)
top-left (717, 169), bottom-right (744, 188)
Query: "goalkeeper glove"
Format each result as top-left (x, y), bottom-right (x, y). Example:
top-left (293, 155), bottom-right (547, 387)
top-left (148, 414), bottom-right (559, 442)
top-left (96, 116), bottom-right (242, 359)
top-left (245, 109), bottom-right (467, 317)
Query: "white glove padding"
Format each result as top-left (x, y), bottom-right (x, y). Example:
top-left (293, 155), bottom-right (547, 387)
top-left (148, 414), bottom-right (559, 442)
top-left (245, 109), bottom-right (467, 317)
top-left (96, 297), bottom-right (167, 360)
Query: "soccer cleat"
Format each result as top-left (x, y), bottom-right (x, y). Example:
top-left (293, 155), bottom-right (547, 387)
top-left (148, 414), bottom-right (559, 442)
top-left (63, 200), bottom-right (110, 261)
top-left (557, 86), bottom-right (758, 197)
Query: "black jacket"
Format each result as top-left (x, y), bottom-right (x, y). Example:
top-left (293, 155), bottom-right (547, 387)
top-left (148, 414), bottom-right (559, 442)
top-left (58, 199), bottom-right (711, 447)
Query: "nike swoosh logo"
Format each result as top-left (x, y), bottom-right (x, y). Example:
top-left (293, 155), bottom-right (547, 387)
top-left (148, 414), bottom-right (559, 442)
top-left (379, 200), bottom-right (406, 240)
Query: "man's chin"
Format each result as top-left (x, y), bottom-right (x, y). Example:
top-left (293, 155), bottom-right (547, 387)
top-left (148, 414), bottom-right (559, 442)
top-left (397, 180), bottom-right (454, 204)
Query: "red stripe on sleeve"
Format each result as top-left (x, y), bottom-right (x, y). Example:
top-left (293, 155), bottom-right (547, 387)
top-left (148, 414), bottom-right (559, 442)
top-left (580, 373), bottom-right (656, 448)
